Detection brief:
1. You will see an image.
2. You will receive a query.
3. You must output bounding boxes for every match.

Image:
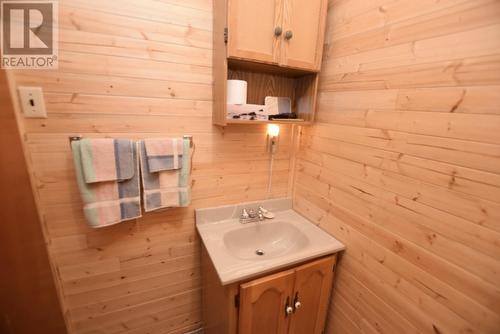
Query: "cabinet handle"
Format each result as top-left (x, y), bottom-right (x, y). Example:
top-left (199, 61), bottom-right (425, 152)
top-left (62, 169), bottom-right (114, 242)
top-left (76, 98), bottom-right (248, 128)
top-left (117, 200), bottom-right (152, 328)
top-left (284, 30), bottom-right (293, 40)
top-left (274, 26), bottom-right (283, 37)
top-left (293, 292), bottom-right (301, 312)
top-left (285, 296), bottom-right (293, 316)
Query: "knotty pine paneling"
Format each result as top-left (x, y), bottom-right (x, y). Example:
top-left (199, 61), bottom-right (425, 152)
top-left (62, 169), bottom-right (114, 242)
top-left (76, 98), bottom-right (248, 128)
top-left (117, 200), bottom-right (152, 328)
top-left (294, 0), bottom-right (500, 333)
top-left (8, 1), bottom-right (295, 333)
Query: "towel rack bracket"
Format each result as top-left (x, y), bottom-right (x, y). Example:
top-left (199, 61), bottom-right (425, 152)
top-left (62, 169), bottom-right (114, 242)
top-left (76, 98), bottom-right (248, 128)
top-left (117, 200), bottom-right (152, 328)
top-left (183, 135), bottom-right (194, 148)
top-left (69, 136), bottom-right (82, 145)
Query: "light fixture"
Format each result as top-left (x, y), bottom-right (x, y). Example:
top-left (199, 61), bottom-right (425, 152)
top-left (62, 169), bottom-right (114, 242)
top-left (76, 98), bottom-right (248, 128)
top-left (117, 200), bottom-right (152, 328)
top-left (267, 124), bottom-right (280, 137)
top-left (266, 124), bottom-right (280, 154)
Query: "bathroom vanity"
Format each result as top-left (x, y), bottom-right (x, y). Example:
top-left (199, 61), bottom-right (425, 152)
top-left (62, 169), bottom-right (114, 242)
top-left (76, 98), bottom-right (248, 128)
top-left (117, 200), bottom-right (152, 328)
top-left (196, 199), bottom-right (345, 334)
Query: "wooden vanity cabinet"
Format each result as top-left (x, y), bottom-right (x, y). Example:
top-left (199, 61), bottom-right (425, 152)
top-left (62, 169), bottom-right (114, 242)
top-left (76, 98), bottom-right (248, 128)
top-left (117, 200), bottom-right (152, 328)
top-left (239, 269), bottom-right (295, 334)
top-left (201, 245), bottom-right (338, 334)
top-left (227, 0), bottom-right (328, 71)
top-left (288, 256), bottom-right (336, 334)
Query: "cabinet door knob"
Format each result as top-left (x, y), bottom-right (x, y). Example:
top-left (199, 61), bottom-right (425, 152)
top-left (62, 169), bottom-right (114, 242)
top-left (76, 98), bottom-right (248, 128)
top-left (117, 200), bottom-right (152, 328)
top-left (285, 296), bottom-right (293, 316)
top-left (274, 26), bottom-right (283, 37)
top-left (284, 30), bottom-right (293, 40)
top-left (293, 292), bottom-right (301, 312)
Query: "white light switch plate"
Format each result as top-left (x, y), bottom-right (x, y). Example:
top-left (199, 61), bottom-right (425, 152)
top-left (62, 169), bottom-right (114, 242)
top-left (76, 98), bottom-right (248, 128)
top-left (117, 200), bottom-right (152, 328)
top-left (18, 86), bottom-right (47, 118)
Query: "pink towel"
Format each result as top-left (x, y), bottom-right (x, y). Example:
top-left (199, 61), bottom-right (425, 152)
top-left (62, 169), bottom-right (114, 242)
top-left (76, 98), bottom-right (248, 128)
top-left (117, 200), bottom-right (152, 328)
top-left (80, 138), bottom-right (134, 183)
top-left (144, 138), bottom-right (183, 172)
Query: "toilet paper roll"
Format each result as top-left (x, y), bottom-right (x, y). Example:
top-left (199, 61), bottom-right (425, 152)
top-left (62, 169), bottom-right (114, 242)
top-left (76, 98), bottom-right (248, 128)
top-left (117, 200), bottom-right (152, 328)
top-left (227, 80), bottom-right (247, 105)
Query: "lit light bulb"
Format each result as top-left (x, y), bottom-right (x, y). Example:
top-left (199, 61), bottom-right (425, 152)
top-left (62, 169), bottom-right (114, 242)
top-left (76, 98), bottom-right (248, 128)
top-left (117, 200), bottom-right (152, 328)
top-left (266, 124), bottom-right (280, 154)
top-left (267, 124), bottom-right (280, 137)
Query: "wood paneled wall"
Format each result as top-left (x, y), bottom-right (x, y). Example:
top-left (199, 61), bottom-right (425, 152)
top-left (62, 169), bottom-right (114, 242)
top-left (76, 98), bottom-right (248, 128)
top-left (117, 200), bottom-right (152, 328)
top-left (8, 0), bottom-right (500, 333)
top-left (293, 0), bottom-right (500, 333)
top-left (8, 1), bottom-right (294, 333)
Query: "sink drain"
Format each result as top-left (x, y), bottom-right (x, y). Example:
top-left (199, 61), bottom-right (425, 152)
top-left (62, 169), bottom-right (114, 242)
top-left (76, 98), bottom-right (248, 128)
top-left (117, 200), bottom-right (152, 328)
top-left (255, 249), bottom-right (265, 256)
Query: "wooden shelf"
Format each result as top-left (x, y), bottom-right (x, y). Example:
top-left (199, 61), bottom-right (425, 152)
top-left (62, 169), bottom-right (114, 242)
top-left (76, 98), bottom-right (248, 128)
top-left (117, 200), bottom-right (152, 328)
top-left (213, 65), bottom-right (319, 126)
top-left (227, 58), bottom-right (318, 77)
top-left (226, 119), bottom-right (311, 125)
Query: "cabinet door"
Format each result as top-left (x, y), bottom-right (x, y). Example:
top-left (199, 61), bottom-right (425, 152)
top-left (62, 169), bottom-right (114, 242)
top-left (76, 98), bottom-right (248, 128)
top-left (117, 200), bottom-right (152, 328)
top-left (281, 0), bottom-right (328, 71)
top-left (288, 255), bottom-right (336, 334)
top-left (227, 0), bottom-right (283, 64)
top-left (239, 269), bottom-right (295, 334)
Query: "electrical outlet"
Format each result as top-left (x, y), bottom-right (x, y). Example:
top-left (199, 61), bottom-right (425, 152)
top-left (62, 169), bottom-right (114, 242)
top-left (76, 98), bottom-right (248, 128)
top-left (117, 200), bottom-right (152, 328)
top-left (18, 86), bottom-right (47, 118)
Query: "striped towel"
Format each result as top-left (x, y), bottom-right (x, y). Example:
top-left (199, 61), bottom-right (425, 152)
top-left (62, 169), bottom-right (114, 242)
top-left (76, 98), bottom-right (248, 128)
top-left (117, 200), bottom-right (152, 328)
top-left (144, 138), bottom-right (184, 172)
top-left (80, 138), bottom-right (134, 183)
top-left (71, 139), bottom-right (141, 228)
top-left (139, 137), bottom-right (191, 212)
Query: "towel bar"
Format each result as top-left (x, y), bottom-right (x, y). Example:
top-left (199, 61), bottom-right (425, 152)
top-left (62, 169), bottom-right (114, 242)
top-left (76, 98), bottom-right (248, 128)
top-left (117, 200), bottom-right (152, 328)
top-left (69, 135), bottom-right (194, 148)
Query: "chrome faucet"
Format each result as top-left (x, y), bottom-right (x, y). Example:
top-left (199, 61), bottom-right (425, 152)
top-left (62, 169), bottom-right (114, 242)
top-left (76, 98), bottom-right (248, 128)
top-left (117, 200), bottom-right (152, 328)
top-left (240, 207), bottom-right (265, 224)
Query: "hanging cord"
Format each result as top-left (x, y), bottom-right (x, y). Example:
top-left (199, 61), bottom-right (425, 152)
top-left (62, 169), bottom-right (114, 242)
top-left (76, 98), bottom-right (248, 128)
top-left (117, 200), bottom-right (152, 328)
top-left (267, 134), bottom-right (279, 195)
top-left (267, 150), bottom-right (275, 194)
top-left (190, 142), bottom-right (196, 174)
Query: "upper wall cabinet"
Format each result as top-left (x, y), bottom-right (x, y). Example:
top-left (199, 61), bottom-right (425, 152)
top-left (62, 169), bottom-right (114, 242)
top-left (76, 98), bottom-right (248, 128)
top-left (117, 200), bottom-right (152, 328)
top-left (212, 0), bottom-right (328, 126)
top-left (227, 0), bottom-right (282, 65)
top-left (227, 0), bottom-right (328, 72)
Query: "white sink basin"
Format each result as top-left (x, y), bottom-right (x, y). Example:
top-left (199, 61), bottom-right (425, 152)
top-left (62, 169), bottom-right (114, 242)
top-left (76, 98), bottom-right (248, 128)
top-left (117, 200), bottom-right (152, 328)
top-left (196, 198), bottom-right (345, 285)
top-left (223, 221), bottom-right (309, 260)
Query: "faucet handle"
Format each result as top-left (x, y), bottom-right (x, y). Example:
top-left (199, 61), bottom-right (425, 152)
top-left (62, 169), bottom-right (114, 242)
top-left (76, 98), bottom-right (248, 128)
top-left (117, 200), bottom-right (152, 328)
top-left (259, 206), bottom-right (275, 219)
top-left (241, 208), bottom-right (249, 219)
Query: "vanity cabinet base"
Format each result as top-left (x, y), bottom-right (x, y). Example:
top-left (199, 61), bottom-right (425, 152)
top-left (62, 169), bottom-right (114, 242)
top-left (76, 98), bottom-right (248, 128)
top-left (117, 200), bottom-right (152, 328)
top-left (201, 245), bottom-right (338, 334)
